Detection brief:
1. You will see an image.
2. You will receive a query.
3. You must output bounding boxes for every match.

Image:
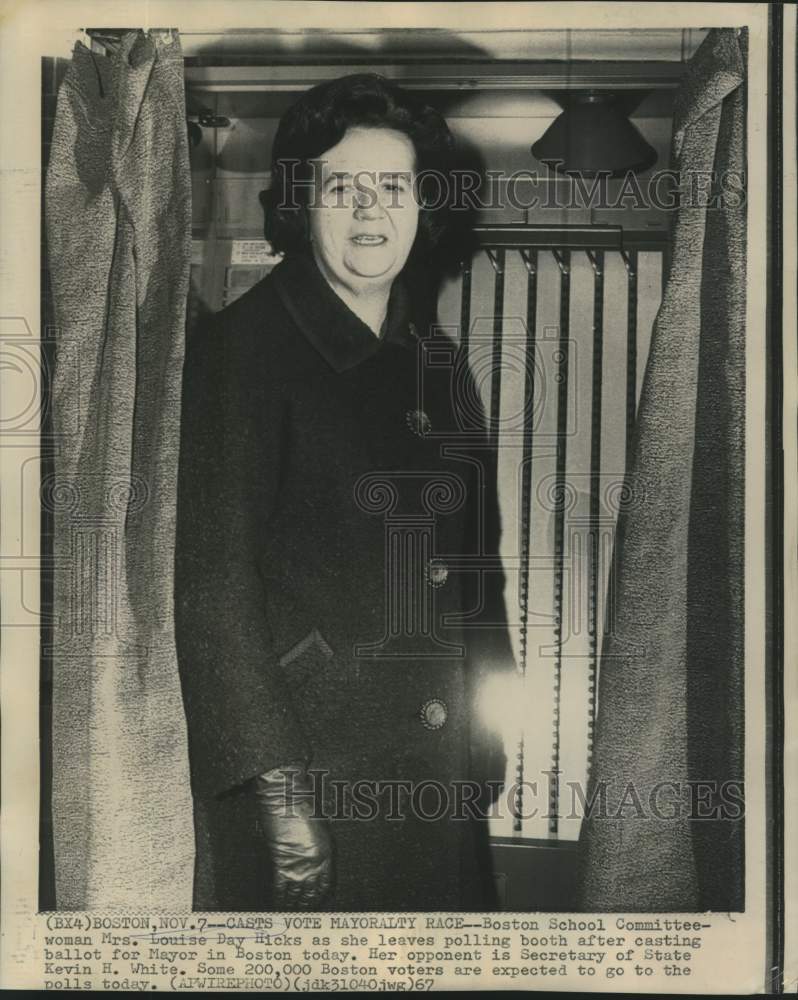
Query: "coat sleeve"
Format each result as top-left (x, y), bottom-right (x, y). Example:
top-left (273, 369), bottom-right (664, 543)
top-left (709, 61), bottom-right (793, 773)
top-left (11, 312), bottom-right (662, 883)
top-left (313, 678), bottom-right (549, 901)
top-left (174, 320), bottom-right (310, 798)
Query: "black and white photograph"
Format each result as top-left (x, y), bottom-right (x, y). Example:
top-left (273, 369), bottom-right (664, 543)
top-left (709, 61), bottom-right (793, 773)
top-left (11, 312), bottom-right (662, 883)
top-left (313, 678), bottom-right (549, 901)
top-left (0, 1), bottom-right (792, 993)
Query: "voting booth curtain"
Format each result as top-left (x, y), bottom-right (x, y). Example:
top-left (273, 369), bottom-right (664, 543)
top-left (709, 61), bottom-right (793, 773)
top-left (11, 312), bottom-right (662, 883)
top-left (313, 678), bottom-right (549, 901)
top-left (45, 30), bottom-right (194, 909)
top-left (577, 27), bottom-right (747, 911)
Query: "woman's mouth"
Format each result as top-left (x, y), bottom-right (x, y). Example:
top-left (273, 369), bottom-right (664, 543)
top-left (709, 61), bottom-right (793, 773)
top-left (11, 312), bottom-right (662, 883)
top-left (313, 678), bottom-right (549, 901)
top-left (350, 234), bottom-right (387, 246)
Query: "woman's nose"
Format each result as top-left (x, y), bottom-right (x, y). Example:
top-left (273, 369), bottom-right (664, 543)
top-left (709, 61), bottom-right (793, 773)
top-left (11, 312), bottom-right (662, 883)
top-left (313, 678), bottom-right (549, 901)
top-left (353, 185), bottom-right (385, 219)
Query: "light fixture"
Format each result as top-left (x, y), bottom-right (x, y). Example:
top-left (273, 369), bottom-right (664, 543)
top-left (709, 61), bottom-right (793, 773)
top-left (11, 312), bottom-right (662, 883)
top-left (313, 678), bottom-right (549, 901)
top-left (531, 91), bottom-right (658, 177)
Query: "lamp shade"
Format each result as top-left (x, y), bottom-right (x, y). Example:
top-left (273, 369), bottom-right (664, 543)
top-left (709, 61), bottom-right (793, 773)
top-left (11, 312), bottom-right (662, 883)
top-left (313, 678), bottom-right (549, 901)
top-left (531, 92), bottom-right (658, 177)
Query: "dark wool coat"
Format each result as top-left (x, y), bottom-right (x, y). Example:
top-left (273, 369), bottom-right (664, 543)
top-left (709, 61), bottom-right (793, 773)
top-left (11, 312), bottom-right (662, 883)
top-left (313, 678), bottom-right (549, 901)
top-left (174, 252), bottom-right (516, 911)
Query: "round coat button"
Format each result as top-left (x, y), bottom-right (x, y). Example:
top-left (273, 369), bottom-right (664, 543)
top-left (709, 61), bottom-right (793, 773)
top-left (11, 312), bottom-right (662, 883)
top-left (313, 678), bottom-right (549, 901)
top-left (419, 698), bottom-right (448, 730)
top-left (426, 558), bottom-right (449, 587)
top-left (406, 409), bottom-right (432, 437)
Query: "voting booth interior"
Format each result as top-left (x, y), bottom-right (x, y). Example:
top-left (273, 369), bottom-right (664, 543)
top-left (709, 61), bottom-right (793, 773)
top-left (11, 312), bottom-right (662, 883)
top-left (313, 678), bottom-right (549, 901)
top-left (40, 25), bottom-right (746, 913)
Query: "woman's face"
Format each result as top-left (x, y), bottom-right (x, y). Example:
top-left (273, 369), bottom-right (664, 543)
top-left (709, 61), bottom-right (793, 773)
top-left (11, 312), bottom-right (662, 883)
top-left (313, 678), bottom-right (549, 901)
top-left (308, 126), bottom-right (420, 298)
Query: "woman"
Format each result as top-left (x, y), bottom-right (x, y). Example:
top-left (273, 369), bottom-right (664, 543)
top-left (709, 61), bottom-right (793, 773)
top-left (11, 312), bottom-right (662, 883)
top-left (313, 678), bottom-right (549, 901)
top-left (175, 73), bottom-right (516, 912)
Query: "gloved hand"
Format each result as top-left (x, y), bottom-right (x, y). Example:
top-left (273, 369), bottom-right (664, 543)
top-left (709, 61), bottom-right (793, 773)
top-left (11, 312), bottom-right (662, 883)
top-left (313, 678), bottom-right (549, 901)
top-left (253, 765), bottom-right (333, 910)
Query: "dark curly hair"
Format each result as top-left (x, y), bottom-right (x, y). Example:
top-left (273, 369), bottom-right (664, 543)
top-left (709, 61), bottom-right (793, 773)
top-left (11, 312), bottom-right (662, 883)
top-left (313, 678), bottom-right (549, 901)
top-left (262, 74), bottom-right (454, 258)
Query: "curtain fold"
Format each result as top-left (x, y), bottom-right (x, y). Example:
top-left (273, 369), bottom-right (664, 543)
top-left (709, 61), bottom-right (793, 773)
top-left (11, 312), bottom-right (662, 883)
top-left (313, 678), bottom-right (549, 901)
top-left (45, 30), bottom-right (194, 909)
top-left (577, 27), bottom-right (747, 911)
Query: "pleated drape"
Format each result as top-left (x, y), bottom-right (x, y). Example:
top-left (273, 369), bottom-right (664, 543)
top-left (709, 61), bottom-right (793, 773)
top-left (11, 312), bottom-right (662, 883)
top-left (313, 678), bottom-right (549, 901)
top-left (45, 30), bottom-right (194, 909)
top-left (577, 28), bottom-right (747, 911)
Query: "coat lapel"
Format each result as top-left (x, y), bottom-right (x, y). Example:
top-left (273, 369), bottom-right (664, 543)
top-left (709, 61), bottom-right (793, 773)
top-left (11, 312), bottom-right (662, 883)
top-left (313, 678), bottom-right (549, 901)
top-left (271, 253), bottom-right (419, 373)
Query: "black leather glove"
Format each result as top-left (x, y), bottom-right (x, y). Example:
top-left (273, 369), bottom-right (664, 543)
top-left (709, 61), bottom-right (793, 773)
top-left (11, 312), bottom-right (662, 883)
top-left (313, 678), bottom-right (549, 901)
top-left (253, 765), bottom-right (333, 910)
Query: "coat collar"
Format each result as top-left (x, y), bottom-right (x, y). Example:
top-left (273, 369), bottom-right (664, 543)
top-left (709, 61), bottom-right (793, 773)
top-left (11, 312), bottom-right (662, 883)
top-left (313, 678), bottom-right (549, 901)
top-left (271, 252), bottom-right (420, 373)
